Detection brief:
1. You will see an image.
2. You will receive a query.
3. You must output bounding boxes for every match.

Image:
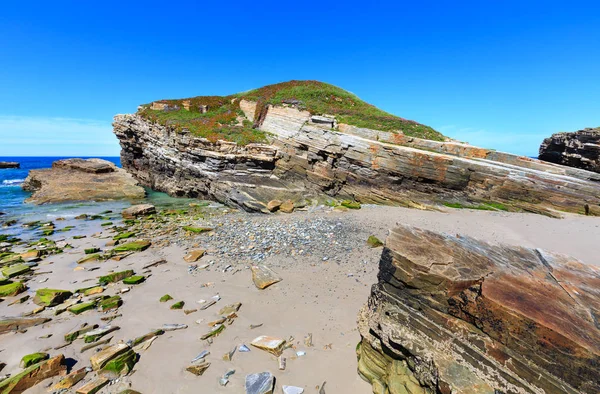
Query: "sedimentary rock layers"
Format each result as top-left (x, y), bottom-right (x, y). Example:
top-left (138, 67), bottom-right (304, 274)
top-left (357, 226), bottom-right (600, 394)
top-left (539, 128), bottom-right (600, 173)
top-left (113, 103), bottom-right (600, 215)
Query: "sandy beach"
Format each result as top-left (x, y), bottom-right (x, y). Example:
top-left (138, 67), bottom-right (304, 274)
top-left (1, 204), bottom-right (598, 393)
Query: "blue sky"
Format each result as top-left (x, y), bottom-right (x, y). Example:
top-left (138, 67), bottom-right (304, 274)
top-left (0, 1), bottom-right (598, 157)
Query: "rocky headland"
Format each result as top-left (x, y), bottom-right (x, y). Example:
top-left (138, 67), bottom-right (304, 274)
top-left (114, 81), bottom-right (600, 217)
top-left (22, 158), bottom-right (145, 204)
top-left (539, 127), bottom-right (600, 173)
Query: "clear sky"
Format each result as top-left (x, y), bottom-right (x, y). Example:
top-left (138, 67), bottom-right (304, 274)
top-left (1, 1), bottom-right (598, 157)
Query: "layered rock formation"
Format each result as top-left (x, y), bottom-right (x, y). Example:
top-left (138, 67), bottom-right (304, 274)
top-left (357, 225), bottom-right (600, 394)
top-left (23, 158), bottom-right (145, 204)
top-left (113, 83), bottom-right (600, 216)
top-left (539, 127), bottom-right (600, 173)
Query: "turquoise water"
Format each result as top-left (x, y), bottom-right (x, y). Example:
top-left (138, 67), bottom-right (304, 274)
top-left (0, 156), bottom-right (210, 240)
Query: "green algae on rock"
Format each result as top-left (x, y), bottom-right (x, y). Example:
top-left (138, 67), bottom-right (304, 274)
top-left (68, 301), bottom-right (97, 315)
top-left (113, 240), bottom-right (151, 253)
top-left (113, 231), bottom-right (136, 241)
top-left (341, 200), bottom-right (361, 209)
top-left (366, 235), bottom-right (383, 248)
top-left (0, 354), bottom-right (66, 393)
top-left (98, 270), bottom-right (134, 285)
top-left (20, 352), bottom-right (49, 368)
top-left (182, 226), bottom-right (213, 234)
top-left (99, 296), bottom-right (123, 311)
top-left (122, 275), bottom-right (145, 285)
top-left (2, 263), bottom-right (31, 278)
top-left (33, 288), bottom-right (73, 307)
top-left (159, 294), bottom-right (173, 302)
top-left (0, 281), bottom-right (26, 297)
top-left (170, 301), bottom-right (185, 310)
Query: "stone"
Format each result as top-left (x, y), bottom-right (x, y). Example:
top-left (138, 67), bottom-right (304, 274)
top-left (357, 225), bottom-right (600, 394)
top-left (99, 295), bottom-right (123, 311)
top-left (75, 377), bottom-right (109, 394)
top-left (2, 263), bottom-right (31, 278)
top-left (182, 226), bottom-right (213, 234)
top-left (64, 324), bottom-right (99, 342)
top-left (68, 301), bottom-right (96, 315)
top-left (282, 386), bottom-right (304, 394)
top-left (33, 288), bottom-right (73, 307)
top-left (22, 158), bottom-right (145, 204)
top-left (0, 354), bottom-right (66, 393)
top-left (184, 249), bottom-right (205, 262)
top-left (245, 372), bottom-right (275, 394)
top-left (159, 294), bottom-right (173, 302)
top-left (0, 161), bottom-right (19, 169)
top-left (0, 281), bottom-right (26, 297)
top-left (84, 325), bottom-right (119, 343)
top-left (52, 367), bottom-right (87, 390)
top-left (90, 343), bottom-right (129, 370)
top-left (186, 362), bottom-right (210, 376)
top-left (539, 127), bottom-right (600, 173)
top-left (250, 336), bottom-right (286, 356)
top-left (200, 324), bottom-right (225, 340)
top-left (114, 231), bottom-right (136, 241)
top-left (20, 352), bottom-right (49, 368)
top-left (267, 200), bottom-right (282, 212)
top-left (122, 204), bottom-right (156, 219)
top-left (131, 329), bottom-right (164, 347)
top-left (171, 301), bottom-right (185, 309)
top-left (98, 270), bottom-right (134, 285)
top-left (122, 275), bottom-right (145, 285)
top-left (251, 265), bottom-right (282, 289)
top-left (0, 316), bottom-right (50, 334)
top-left (279, 200), bottom-right (294, 213)
top-left (113, 240), bottom-right (151, 253)
top-left (99, 347), bottom-right (138, 378)
top-left (218, 302), bottom-right (241, 315)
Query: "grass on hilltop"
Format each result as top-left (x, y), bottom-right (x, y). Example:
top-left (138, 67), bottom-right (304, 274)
top-left (138, 80), bottom-right (445, 144)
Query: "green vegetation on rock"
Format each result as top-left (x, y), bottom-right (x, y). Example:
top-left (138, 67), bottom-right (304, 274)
top-left (123, 275), bottom-right (145, 285)
top-left (100, 348), bottom-right (138, 378)
top-left (85, 248), bottom-right (101, 254)
top-left (20, 352), bottom-right (49, 368)
top-left (443, 201), bottom-right (510, 211)
top-left (182, 226), bottom-right (213, 234)
top-left (2, 263), bottom-right (31, 278)
top-left (99, 270), bottom-right (134, 285)
top-left (170, 301), bottom-right (185, 310)
top-left (114, 232), bottom-right (136, 241)
top-left (159, 294), bottom-right (173, 302)
top-left (0, 281), bottom-right (26, 297)
top-left (99, 295), bottom-right (123, 311)
top-left (33, 288), bottom-right (73, 307)
top-left (341, 200), bottom-right (362, 209)
top-left (367, 235), bottom-right (383, 248)
top-left (68, 301), bottom-right (97, 315)
top-left (113, 240), bottom-right (151, 253)
top-left (138, 80), bottom-right (445, 145)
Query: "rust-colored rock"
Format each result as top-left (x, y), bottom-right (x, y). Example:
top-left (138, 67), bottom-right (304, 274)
top-left (357, 225), bottom-right (600, 394)
top-left (0, 354), bottom-right (67, 393)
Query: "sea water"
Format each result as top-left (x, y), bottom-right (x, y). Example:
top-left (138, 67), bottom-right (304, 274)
top-left (0, 156), bottom-right (208, 240)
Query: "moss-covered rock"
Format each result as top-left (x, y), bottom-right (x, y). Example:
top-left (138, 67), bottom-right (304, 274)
top-left (0, 281), bottom-right (26, 297)
top-left (159, 294), bottom-right (173, 302)
top-left (170, 301), bottom-right (185, 310)
top-left (77, 253), bottom-right (102, 264)
top-left (113, 240), bottom-right (151, 253)
top-left (68, 301), bottom-right (97, 315)
top-left (98, 270), bottom-right (134, 285)
top-left (1, 263), bottom-right (31, 278)
top-left (113, 232), bottom-right (136, 241)
top-left (341, 200), bottom-right (361, 209)
top-left (64, 324), bottom-right (99, 342)
top-left (99, 296), bottom-right (122, 311)
top-left (33, 288), bottom-right (73, 307)
top-left (20, 352), bottom-right (49, 368)
top-left (0, 354), bottom-right (66, 393)
top-left (122, 275), bottom-right (145, 285)
top-left (182, 226), bottom-right (213, 234)
top-left (100, 348), bottom-right (138, 378)
top-left (84, 247), bottom-right (100, 254)
top-left (100, 222), bottom-right (113, 227)
top-left (367, 235), bottom-right (383, 248)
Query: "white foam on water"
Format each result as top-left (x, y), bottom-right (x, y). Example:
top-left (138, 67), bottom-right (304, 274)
top-left (1, 179), bottom-right (25, 186)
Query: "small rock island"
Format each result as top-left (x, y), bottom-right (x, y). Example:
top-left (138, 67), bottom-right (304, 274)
top-left (0, 161), bottom-right (20, 169)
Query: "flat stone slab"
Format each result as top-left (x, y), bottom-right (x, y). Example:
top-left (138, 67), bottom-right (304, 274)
top-left (122, 204), bottom-right (156, 219)
top-left (251, 265), bottom-right (282, 289)
top-left (251, 336), bottom-right (286, 356)
top-left (245, 372), bottom-right (275, 394)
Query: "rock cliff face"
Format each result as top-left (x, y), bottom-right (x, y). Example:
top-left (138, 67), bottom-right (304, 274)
top-left (357, 225), bottom-right (600, 394)
top-left (539, 128), bottom-right (600, 173)
top-left (23, 158), bottom-right (145, 204)
top-left (114, 98), bottom-right (600, 216)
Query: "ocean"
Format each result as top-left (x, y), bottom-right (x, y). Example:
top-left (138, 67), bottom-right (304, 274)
top-left (0, 156), bottom-right (204, 240)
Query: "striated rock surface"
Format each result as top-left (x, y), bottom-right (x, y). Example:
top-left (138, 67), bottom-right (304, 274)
top-left (539, 127), bottom-right (600, 173)
top-left (114, 90), bottom-right (600, 216)
top-left (357, 225), bottom-right (600, 394)
top-left (22, 158), bottom-right (145, 204)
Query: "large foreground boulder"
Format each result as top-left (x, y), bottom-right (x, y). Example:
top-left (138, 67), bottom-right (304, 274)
top-left (22, 158), bottom-right (145, 204)
top-left (357, 225), bottom-right (600, 394)
top-left (539, 127), bottom-right (600, 173)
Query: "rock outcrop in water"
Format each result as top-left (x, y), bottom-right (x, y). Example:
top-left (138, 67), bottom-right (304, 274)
top-left (113, 82), bottom-right (600, 216)
top-left (539, 127), bottom-right (600, 173)
top-left (357, 225), bottom-right (600, 394)
top-left (0, 161), bottom-right (19, 169)
top-left (23, 158), bottom-right (145, 204)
